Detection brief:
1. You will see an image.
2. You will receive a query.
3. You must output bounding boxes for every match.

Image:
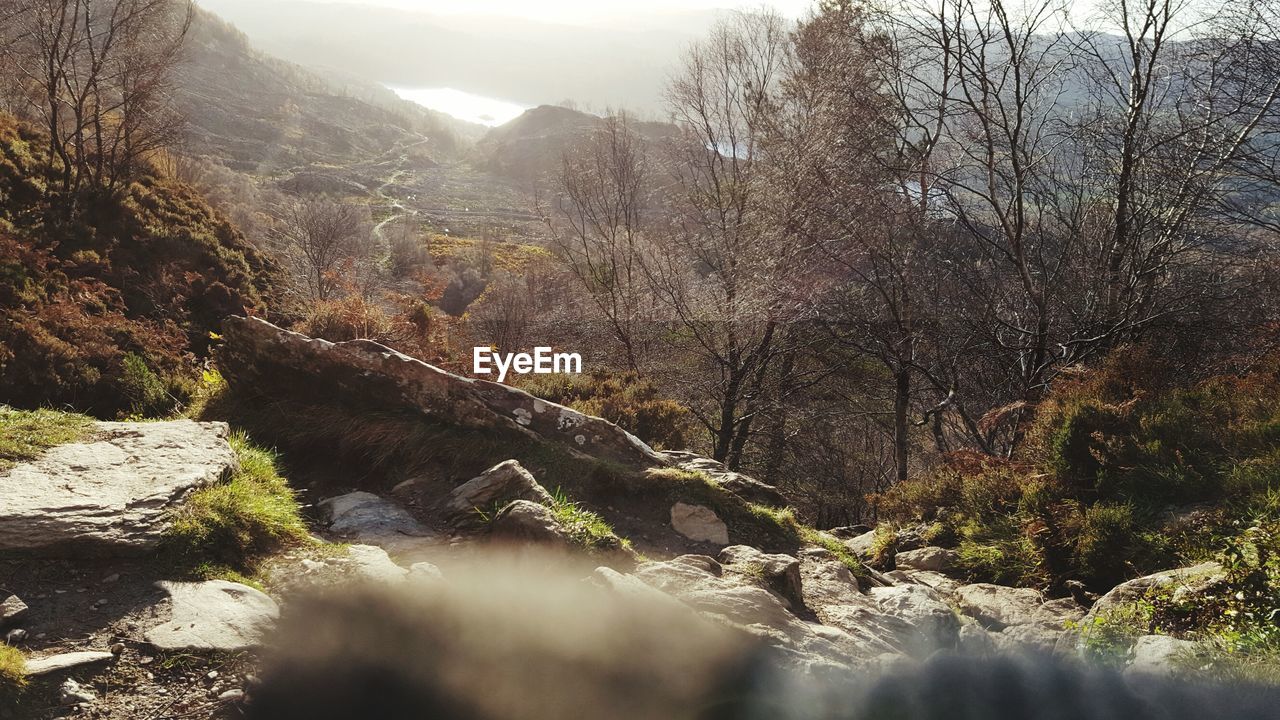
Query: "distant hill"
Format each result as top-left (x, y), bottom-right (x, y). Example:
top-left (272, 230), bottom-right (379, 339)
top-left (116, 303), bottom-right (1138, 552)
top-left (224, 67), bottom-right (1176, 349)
top-left (476, 105), bottom-right (679, 183)
top-left (176, 9), bottom-right (479, 174)
top-left (195, 0), bottom-right (718, 113)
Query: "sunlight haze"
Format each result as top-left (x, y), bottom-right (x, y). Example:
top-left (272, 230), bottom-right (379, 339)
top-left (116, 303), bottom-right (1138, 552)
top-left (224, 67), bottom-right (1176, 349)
top-left (267, 0), bottom-right (814, 24)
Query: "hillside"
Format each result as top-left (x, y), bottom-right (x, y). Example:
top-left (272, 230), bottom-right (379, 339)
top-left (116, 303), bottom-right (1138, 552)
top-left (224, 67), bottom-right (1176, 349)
top-left (176, 9), bottom-right (472, 174)
top-left (476, 105), bottom-right (678, 182)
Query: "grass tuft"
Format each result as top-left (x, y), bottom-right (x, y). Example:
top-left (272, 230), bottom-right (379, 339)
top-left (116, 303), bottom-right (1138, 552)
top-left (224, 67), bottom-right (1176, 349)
top-left (0, 406), bottom-right (93, 473)
top-left (548, 488), bottom-right (632, 553)
top-left (165, 432), bottom-right (308, 574)
top-left (0, 645), bottom-right (25, 704)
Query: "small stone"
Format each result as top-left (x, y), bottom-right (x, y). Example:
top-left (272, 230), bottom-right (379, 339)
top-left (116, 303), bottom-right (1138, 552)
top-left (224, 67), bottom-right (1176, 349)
top-left (0, 595), bottom-right (28, 626)
top-left (58, 678), bottom-right (96, 705)
top-left (101, 573), bottom-right (120, 584)
top-left (4, 629), bottom-right (26, 645)
top-left (109, 643), bottom-right (124, 655)
top-left (218, 689), bottom-right (246, 703)
top-left (206, 670), bottom-right (219, 681)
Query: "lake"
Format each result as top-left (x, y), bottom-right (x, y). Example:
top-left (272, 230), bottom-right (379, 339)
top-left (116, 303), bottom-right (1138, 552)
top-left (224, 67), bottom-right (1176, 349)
top-left (387, 87), bottom-right (530, 127)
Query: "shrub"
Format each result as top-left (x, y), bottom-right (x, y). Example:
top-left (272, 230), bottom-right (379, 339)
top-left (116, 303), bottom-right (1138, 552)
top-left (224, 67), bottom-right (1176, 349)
top-left (519, 371), bottom-right (697, 450)
top-left (121, 353), bottom-right (174, 416)
top-left (1073, 502), bottom-right (1137, 586)
top-left (295, 295), bottom-right (396, 343)
top-left (165, 433), bottom-right (308, 572)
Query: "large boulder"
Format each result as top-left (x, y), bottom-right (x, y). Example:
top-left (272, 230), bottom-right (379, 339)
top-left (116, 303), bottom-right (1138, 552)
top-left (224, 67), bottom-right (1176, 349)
top-left (842, 530), bottom-right (879, 559)
top-left (867, 584), bottom-right (961, 653)
top-left (142, 580), bottom-right (279, 652)
top-left (445, 460), bottom-right (554, 523)
top-left (0, 420), bottom-right (236, 553)
top-left (217, 316), bottom-right (663, 466)
top-left (895, 547), bottom-right (958, 573)
top-left (1127, 635), bottom-right (1200, 675)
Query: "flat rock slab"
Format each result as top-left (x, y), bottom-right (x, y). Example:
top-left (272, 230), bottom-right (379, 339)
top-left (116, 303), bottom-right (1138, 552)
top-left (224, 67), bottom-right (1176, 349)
top-left (0, 420), bottom-right (237, 553)
top-left (319, 492), bottom-right (437, 559)
top-left (25, 651), bottom-right (115, 677)
top-left (143, 580), bottom-right (279, 652)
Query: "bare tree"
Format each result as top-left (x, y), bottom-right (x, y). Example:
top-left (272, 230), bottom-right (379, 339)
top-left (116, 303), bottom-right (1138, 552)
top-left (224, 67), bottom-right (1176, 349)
top-left (268, 196), bottom-right (373, 303)
top-left (541, 112), bottom-right (651, 371)
top-left (0, 0), bottom-right (192, 200)
top-left (647, 9), bottom-right (810, 468)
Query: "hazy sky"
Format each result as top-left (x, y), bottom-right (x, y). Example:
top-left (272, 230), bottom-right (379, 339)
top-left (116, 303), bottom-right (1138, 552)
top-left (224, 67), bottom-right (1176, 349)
top-left (279, 0), bottom-right (814, 24)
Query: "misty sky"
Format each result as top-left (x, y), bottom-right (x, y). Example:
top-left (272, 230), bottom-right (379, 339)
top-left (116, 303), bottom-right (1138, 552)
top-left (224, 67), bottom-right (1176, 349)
top-left (261, 0), bottom-right (814, 24)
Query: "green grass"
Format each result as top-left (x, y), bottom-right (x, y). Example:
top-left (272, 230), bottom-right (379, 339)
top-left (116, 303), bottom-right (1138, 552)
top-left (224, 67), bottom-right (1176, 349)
top-left (165, 432), bottom-right (309, 574)
top-left (1072, 601), bottom-right (1157, 668)
top-left (744, 501), bottom-right (867, 577)
top-left (0, 645), bottom-right (25, 705)
top-left (547, 488), bottom-right (632, 553)
top-left (0, 406), bottom-right (93, 473)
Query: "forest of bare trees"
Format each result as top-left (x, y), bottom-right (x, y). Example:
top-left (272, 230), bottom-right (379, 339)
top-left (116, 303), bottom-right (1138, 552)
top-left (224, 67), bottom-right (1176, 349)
top-left (539, 0), bottom-right (1280, 524)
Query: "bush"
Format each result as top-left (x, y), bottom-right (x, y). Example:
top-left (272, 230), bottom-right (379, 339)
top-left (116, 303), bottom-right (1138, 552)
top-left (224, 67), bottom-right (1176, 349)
top-left (519, 371), bottom-right (697, 450)
top-left (295, 295), bottom-right (396, 343)
top-left (0, 112), bottom-right (273, 417)
top-left (1073, 502), bottom-right (1137, 586)
top-left (121, 353), bottom-right (174, 417)
top-left (165, 433), bottom-right (308, 572)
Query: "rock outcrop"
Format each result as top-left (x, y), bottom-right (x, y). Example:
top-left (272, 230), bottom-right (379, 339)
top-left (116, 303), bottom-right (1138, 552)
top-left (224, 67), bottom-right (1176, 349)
top-left (661, 452), bottom-right (787, 506)
top-left (0, 420), bottom-right (237, 553)
top-left (217, 316), bottom-right (663, 466)
top-left (629, 555), bottom-right (875, 673)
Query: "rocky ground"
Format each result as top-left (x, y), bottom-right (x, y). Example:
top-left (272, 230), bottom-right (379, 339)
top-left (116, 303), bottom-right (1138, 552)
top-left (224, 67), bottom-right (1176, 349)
top-left (0, 320), bottom-right (1229, 718)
